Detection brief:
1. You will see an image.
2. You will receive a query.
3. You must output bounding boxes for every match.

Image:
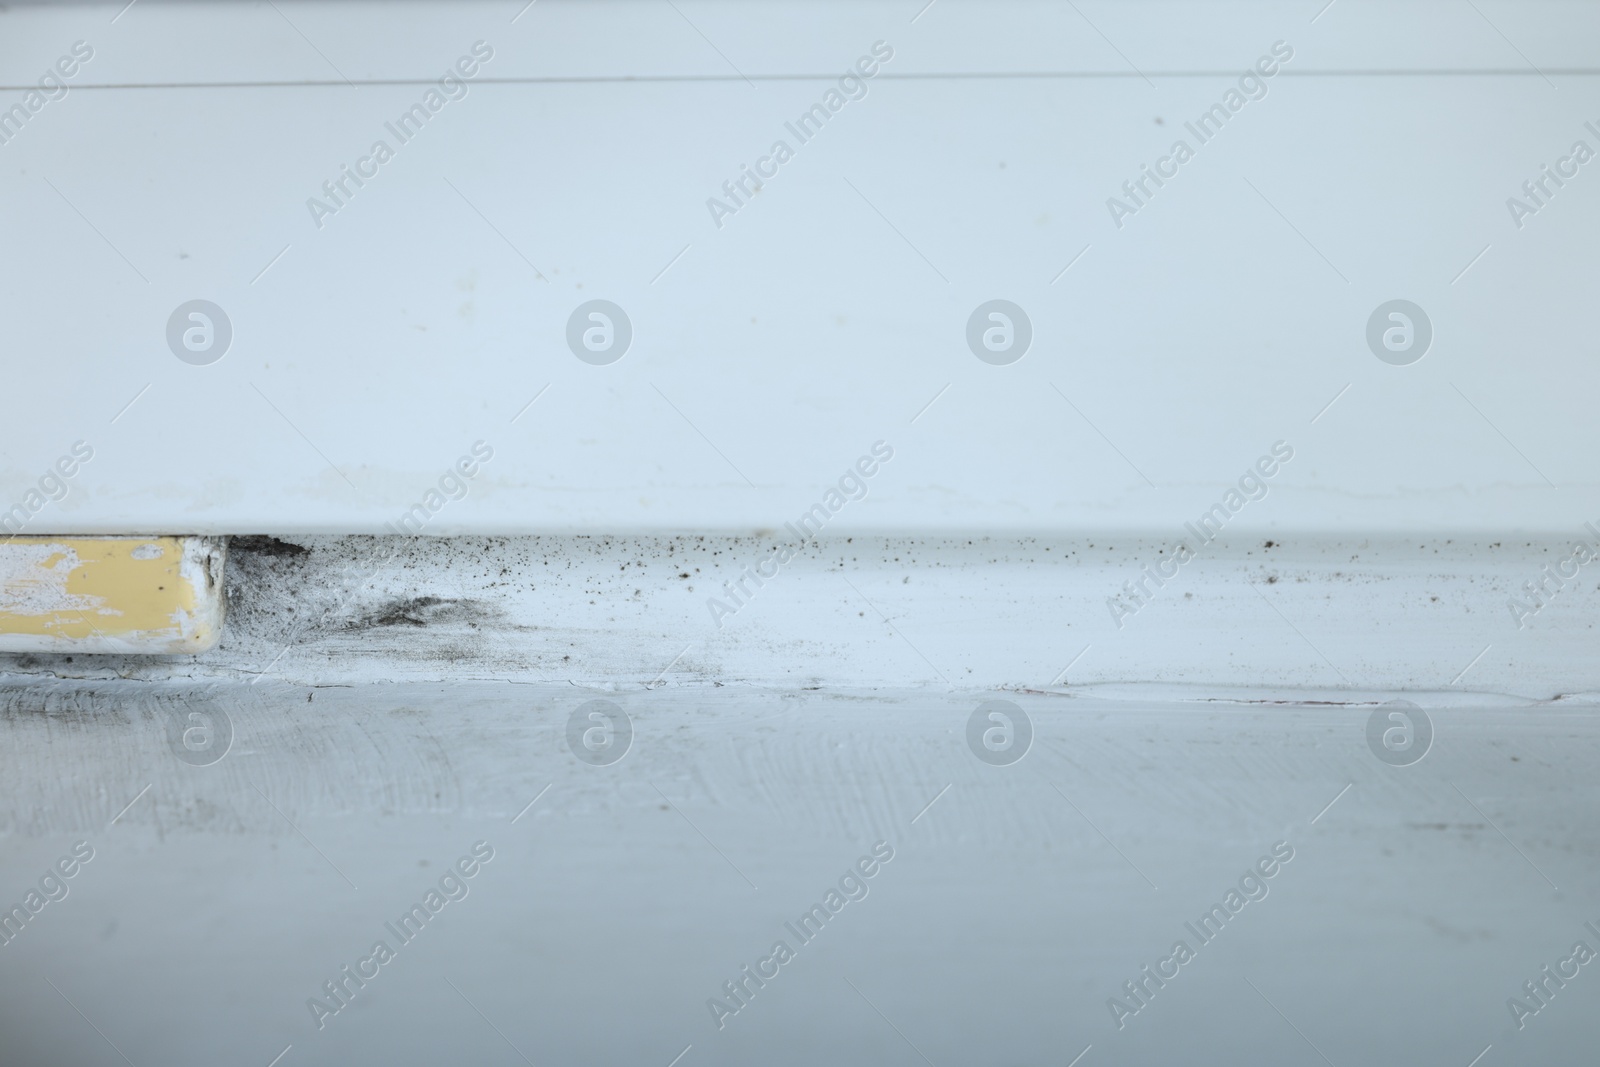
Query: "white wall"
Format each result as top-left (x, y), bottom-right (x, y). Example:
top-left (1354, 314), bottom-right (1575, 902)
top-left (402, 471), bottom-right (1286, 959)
top-left (3, 1), bottom-right (1596, 536)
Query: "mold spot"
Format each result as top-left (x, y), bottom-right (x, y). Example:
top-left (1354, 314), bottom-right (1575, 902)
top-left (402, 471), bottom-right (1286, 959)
top-left (231, 536), bottom-right (309, 558)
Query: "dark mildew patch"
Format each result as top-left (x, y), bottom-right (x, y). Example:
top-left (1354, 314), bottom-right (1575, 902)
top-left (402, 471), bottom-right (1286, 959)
top-left (230, 535), bottom-right (310, 559)
top-left (347, 596), bottom-right (504, 631)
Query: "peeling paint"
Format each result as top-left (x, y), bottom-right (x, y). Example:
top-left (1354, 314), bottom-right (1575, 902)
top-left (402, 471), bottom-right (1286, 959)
top-left (0, 537), bottom-right (226, 654)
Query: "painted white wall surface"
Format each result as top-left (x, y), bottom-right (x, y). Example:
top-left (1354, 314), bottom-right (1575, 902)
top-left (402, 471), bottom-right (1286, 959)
top-left (3, 1), bottom-right (1597, 535)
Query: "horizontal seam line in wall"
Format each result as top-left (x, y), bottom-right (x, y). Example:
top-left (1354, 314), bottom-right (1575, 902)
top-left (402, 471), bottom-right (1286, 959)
top-left (6, 70), bottom-right (1600, 90)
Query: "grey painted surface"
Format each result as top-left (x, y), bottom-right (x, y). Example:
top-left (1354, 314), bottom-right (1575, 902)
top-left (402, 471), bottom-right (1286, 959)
top-left (1, 682), bottom-right (1596, 1065)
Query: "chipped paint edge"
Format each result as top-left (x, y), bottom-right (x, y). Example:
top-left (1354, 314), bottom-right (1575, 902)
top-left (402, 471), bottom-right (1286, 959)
top-left (0, 536), bottom-right (226, 655)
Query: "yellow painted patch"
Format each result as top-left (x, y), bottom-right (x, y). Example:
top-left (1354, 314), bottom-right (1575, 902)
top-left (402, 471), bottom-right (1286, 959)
top-left (0, 536), bottom-right (225, 654)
